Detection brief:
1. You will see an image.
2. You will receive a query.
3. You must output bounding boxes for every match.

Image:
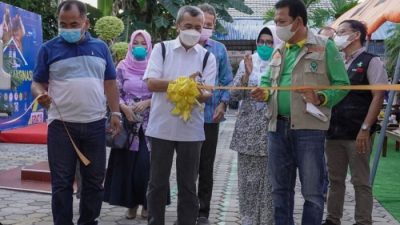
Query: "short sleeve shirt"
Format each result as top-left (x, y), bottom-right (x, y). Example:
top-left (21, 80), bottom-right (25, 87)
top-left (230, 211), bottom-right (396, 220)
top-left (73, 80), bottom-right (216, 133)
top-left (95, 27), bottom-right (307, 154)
top-left (345, 47), bottom-right (388, 85)
top-left (33, 32), bottom-right (116, 123)
top-left (143, 38), bottom-right (217, 141)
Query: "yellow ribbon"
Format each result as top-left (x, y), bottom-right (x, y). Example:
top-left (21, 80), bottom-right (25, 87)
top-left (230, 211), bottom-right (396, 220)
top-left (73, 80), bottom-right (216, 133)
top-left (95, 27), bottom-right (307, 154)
top-left (52, 99), bottom-right (91, 166)
top-left (167, 80), bottom-right (400, 122)
top-left (0, 95), bottom-right (41, 125)
top-left (199, 84), bottom-right (400, 91)
top-left (0, 94), bottom-right (91, 166)
top-left (166, 77), bottom-right (201, 122)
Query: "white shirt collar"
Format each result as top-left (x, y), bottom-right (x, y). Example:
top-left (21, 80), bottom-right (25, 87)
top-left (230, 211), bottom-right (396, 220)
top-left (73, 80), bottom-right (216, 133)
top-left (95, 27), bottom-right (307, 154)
top-left (173, 37), bottom-right (200, 53)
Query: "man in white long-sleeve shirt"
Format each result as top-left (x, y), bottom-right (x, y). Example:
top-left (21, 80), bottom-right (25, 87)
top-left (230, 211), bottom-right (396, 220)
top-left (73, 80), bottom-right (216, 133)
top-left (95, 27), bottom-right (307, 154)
top-left (143, 5), bottom-right (217, 225)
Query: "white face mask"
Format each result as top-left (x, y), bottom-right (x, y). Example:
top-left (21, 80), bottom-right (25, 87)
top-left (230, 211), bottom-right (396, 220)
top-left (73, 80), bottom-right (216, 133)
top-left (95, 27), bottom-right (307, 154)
top-left (179, 29), bottom-right (201, 47)
top-left (334, 35), bottom-right (351, 50)
top-left (276, 23), bottom-right (295, 42)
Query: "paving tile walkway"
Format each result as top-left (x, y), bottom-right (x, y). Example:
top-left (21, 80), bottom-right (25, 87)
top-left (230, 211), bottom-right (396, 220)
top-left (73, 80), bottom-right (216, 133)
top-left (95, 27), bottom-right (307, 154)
top-left (0, 115), bottom-right (399, 225)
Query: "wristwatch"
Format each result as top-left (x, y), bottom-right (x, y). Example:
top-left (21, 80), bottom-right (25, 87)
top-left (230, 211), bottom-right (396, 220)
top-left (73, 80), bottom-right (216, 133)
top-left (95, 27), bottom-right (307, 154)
top-left (317, 93), bottom-right (325, 106)
top-left (361, 122), bottom-right (370, 131)
top-left (111, 112), bottom-right (122, 119)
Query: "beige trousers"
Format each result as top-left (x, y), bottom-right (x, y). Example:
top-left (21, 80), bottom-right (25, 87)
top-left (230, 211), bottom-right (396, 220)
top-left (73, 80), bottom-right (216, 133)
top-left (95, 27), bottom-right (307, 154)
top-left (325, 140), bottom-right (373, 225)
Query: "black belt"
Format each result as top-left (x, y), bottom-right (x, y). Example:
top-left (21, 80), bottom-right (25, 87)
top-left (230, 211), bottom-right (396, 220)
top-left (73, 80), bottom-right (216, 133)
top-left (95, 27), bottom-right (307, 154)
top-left (277, 115), bottom-right (290, 121)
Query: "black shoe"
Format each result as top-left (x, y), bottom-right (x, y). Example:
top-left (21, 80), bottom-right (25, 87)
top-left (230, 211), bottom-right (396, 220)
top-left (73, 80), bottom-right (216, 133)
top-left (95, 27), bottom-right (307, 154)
top-left (322, 220), bottom-right (337, 225)
top-left (196, 217), bottom-right (210, 225)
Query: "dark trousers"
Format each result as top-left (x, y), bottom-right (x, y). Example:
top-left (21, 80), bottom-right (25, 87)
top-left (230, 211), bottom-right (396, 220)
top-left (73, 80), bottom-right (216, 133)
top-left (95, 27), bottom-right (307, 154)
top-left (197, 123), bottom-right (219, 218)
top-left (47, 119), bottom-right (106, 225)
top-left (147, 138), bottom-right (202, 225)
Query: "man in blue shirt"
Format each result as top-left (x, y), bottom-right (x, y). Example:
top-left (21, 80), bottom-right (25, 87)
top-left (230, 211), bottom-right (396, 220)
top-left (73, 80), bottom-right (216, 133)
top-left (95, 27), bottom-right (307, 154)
top-left (31, 1), bottom-right (120, 224)
top-left (196, 4), bottom-right (233, 225)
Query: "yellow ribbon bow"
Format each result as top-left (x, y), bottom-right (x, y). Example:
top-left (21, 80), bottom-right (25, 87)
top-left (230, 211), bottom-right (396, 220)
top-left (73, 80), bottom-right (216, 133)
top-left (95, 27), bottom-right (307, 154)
top-left (167, 76), bottom-right (202, 122)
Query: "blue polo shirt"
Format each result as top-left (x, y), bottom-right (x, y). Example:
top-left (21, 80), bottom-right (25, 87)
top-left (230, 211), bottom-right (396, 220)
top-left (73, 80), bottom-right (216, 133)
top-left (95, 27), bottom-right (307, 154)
top-left (33, 32), bottom-right (116, 123)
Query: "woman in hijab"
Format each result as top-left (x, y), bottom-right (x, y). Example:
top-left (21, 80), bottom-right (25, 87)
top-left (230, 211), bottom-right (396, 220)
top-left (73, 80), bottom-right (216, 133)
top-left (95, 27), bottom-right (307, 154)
top-left (104, 30), bottom-right (152, 219)
top-left (230, 26), bottom-right (280, 225)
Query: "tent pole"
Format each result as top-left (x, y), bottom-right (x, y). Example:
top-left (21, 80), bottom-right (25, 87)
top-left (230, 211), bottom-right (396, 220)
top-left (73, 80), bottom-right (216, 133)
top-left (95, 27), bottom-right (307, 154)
top-left (370, 52), bottom-right (400, 186)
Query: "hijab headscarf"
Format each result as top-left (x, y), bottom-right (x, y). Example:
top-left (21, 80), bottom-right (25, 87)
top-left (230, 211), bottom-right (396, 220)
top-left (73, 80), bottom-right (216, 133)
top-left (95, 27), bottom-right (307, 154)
top-left (264, 25), bottom-right (282, 48)
top-left (117, 30), bottom-right (152, 76)
top-left (250, 26), bottom-right (281, 88)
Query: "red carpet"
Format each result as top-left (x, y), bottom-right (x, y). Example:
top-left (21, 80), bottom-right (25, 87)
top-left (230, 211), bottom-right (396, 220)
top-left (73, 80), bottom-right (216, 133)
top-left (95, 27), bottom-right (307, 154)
top-left (0, 123), bottom-right (47, 144)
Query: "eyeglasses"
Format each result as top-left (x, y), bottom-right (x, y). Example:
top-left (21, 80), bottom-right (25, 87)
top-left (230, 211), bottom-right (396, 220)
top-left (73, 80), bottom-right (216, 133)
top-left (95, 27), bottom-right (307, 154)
top-left (336, 29), bottom-right (356, 36)
top-left (257, 40), bottom-right (274, 46)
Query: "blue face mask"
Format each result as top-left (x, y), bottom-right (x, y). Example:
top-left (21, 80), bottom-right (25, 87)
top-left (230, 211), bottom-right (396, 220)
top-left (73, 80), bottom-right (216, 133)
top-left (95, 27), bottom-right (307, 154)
top-left (132, 46), bottom-right (148, 61)
top-left (257, 45), bottom-right (273, 61)
top-left (59, 28), bottom-right (82, 43)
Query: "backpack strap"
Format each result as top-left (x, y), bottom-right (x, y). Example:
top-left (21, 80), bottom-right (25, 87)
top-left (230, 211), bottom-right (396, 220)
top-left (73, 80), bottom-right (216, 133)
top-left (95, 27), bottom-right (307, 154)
top-left (162, 42), bottom-right (209, 72)
top-left (202, 51), bottom-right (210, 72)
top-left (161, 42), bottom-right (166, 63)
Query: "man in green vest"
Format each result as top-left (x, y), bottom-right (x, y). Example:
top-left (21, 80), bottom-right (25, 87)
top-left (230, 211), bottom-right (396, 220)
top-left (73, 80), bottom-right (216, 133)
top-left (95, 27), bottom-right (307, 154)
top-left (251, 0), bottom-right (350, 224)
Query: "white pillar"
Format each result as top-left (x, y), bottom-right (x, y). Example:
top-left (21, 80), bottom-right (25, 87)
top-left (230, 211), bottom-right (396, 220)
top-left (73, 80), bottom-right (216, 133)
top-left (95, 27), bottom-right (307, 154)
top-left (0, 40), bottom-right (11, 90)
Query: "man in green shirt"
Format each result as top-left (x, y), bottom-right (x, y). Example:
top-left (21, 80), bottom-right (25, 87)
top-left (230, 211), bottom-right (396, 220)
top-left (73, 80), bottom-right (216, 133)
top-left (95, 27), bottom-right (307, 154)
top-left (251, 0), bottom-right (349, 224)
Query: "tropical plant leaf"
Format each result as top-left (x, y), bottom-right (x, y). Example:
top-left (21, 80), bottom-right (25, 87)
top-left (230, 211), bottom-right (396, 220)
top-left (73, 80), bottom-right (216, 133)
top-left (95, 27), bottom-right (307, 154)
top-left (217, 8), bottom-right (234, 23)
top-left (385, 24), bottom-right (400, 76)
top-left (113, 0), bottom-right (252, 41)
top-left (98, 0), bottom-right (113, 16)
top-left (264, 9), bottom-right (275, 24)
top-left (334, 1), bottom-right (358, 18)
top-left (137, 0), bottom-right (146, 9)
top-left (307, 0), bottom-right (358, 28)
top-left (215, 21), bottom-right (227, 34)
top-left (226, 0), bottom-right (254, 15)
top-left (86, 4), bottom-right (103, 37)
top-left (173, 0), bottom-right (185, 5)
top-left (304, 0), bottom-right (321, 8)
top-left (309, 8), bottom-right (332, 28)
top-left (154, 16), bottom-right (171, 29)
top-left (159, 0), bottom-right (180, 18)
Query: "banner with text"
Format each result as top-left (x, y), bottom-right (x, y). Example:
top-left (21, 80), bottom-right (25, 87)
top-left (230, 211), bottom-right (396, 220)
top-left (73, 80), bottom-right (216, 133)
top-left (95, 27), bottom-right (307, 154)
top-left (0, 2), bottom-right (43, 131)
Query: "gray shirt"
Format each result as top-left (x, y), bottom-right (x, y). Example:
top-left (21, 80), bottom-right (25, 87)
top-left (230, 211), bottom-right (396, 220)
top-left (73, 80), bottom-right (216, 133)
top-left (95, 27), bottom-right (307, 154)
top-left (345, 47), bottom-right (388, 85)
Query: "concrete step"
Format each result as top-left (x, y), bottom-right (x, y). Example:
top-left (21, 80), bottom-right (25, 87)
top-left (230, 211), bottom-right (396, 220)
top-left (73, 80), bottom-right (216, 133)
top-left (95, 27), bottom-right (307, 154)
top-left (21, 161), bottom-right (50, 182)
